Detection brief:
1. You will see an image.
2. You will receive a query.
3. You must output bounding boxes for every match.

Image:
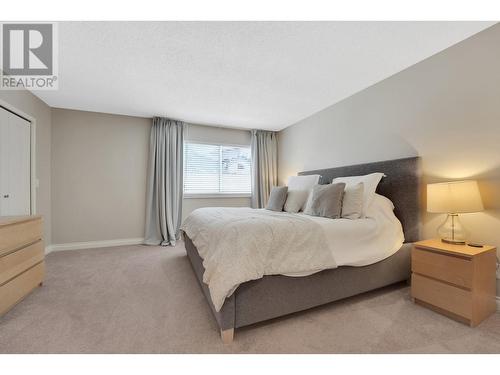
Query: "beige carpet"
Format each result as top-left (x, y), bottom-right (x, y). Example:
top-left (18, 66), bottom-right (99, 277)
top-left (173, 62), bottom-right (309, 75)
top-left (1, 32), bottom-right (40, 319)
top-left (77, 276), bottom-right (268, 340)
top-left (0, 242), bottom-right (499, 353)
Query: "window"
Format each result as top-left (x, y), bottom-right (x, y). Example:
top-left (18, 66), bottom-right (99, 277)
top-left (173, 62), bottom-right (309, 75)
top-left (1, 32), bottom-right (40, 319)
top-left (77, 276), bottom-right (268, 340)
top-left (184, 142), bottom-right (252, 196)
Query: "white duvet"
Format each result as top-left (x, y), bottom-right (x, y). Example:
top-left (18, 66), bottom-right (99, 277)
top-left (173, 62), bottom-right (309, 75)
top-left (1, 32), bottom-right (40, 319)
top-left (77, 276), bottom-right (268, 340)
top-left (181, 194), bottom-right (404, 311)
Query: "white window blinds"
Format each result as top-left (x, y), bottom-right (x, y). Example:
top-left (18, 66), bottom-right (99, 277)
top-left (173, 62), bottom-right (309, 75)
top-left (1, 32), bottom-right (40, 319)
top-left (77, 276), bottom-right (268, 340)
top-left (184, 142), bottom-right (252, 195)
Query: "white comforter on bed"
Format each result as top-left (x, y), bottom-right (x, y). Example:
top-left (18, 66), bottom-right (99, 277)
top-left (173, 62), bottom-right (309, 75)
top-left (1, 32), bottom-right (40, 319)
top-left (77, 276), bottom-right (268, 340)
top-left (181, 207), bottom-right (336, 311)
top-left (181, 194), bottom-right (404, 312)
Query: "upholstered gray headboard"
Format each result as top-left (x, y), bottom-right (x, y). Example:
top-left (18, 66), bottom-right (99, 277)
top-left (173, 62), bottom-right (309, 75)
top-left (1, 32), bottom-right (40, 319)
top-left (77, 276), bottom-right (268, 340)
top-left (299, 156), bottom-right (421, 243)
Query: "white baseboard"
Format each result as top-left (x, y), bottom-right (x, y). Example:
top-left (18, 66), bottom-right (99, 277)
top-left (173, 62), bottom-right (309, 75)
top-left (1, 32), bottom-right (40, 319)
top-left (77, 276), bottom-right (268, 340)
top-left (45, 237), bottom-right (144, 254)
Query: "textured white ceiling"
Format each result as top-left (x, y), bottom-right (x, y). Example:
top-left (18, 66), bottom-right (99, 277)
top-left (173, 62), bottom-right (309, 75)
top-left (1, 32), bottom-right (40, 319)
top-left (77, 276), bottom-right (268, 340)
top-left (33, 21), bottom-right (495, 130)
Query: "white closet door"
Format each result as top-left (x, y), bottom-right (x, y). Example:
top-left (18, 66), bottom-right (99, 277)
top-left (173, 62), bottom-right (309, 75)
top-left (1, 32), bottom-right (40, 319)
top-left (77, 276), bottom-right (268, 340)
top-left (8, 112), bottom-right (31, 215)
top-left (0, 107), bottom-right (31, 216)
top-left (0, 109), bottom-right (9, 215)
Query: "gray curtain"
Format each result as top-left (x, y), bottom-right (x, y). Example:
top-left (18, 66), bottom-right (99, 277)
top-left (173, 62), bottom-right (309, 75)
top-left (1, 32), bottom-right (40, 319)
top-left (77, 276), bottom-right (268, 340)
top-left (251, 130), bottom-right (278, 208)
top-left (144, 117), bottom-right (184, 246)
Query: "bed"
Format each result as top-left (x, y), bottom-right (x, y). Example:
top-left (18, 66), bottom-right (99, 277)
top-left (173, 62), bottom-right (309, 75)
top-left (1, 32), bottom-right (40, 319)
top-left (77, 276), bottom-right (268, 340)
top-left (183, 156), bottom-right (421, 343)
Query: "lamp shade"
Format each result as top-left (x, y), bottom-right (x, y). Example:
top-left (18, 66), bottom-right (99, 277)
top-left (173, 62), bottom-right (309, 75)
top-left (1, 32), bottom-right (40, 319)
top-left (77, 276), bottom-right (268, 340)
top-left (427, 180), bottom-right (484, 213)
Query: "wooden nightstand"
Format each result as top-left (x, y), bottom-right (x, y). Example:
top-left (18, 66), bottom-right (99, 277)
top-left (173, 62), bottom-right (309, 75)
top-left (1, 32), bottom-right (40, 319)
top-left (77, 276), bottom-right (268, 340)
top-left (411, 239), bottom-right (497, 327)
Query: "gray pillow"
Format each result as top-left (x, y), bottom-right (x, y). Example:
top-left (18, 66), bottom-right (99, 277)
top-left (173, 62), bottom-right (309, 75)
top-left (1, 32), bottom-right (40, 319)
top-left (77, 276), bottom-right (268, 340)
top-left (266, 186), bottom-right (288, 212)
top-left (304, 183), bottom-right (346, 219)
top-left (283, 190), bottom-right (310, 213)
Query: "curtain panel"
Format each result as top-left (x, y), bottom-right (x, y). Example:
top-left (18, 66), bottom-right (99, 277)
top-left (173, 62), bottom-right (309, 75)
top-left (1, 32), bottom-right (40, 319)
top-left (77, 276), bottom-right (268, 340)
top-left (144, 117), bottom-right (184, 246)
top-left (251, 130), bottom-right (278, 208)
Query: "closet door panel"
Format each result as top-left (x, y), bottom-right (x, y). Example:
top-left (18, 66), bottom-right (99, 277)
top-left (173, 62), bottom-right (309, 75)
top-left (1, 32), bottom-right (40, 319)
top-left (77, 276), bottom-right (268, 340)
top-left (0, 109), bottom-right (10, 216)
top-left (0, 107), bottom-right (31, 216)
top-left (8, 113), bottom-right (31, 215)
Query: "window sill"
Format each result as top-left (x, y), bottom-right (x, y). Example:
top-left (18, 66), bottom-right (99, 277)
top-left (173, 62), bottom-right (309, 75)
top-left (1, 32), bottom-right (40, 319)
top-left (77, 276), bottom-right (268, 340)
top-left (184, 194), bottom-right (252, 199)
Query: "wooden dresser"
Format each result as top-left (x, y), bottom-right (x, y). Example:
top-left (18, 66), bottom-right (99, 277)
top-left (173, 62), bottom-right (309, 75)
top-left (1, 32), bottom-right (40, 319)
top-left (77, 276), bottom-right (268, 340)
top-left (0, 216), bottom-right (44, 316)
top-left (411, 239), bottom-right (497, 327)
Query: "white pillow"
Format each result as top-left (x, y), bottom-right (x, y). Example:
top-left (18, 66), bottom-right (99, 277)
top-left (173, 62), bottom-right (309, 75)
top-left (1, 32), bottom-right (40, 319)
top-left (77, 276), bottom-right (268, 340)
top-left (341, 182), bottom-right (364, 219)
top-left (287, 174), bottom-right (321, 190)
top-left (332, 172), bottom-right (384, 217)
top-left (284, 175), bottom-right (321, 212)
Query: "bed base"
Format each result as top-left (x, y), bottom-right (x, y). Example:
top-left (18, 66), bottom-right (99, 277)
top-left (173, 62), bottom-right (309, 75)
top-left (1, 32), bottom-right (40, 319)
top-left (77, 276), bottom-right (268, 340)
top-left (185, 235), bottom-right (412, 343)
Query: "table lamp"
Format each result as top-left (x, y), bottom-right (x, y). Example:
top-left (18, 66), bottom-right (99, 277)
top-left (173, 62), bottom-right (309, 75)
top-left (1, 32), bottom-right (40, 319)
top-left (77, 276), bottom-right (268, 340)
top-left (427, 180), bottom-right (484, 244)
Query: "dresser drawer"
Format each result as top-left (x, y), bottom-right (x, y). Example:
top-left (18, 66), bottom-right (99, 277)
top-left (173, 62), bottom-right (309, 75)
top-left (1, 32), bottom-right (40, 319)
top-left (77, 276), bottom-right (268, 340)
top-left (0, 240), bottom-right (44, 285)
top-left (0, 261), bottom-right (44, 315)
top-left (412, 247), bottom-right (473, 289)
top-left (0, 218), bottom-right (43, 256)
top-left (411, 273), bottom-right (472, 319)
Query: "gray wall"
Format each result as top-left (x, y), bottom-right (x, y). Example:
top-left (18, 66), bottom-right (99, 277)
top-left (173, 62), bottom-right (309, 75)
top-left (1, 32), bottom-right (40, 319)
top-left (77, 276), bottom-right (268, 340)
top-left (0, 91), bottom-right (52, 246)
top-left (51, 109), bottom-right (150, 243)
top-left (50, 111), bottom-right (251, 244)
top-left (278, 24), bottom-right (500, 292)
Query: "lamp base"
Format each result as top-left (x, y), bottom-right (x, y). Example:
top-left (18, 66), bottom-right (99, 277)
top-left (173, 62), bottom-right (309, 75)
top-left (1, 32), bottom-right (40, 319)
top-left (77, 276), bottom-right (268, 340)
top-left (437, 213), bottom-right (468, 245)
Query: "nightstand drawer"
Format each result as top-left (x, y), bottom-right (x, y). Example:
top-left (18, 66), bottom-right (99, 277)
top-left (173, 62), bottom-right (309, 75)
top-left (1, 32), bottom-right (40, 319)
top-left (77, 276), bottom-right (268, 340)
top-left (411, 273), bottom-right (472, 319)
top-left (0, 240), bottom-right (44, 285)
top-left (412, 247), bottom-right (473, 289)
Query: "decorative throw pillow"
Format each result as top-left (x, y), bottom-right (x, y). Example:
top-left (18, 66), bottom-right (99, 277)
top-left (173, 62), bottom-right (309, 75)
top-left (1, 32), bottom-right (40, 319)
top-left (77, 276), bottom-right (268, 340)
top-left (283, 190), bottom-right (310, 213)
top-left (287, 174), bottom-right (321, 190)
top-left (304, 183), bottom-right (346, 219)
top-left (285, 174), bottom-right (321, 212)
top-left (266, 186), bottom-right (288, 212)
top-left (341, 182), bottom-right (364, 219)
top-left (331, 172), bottom-right (384, 217)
